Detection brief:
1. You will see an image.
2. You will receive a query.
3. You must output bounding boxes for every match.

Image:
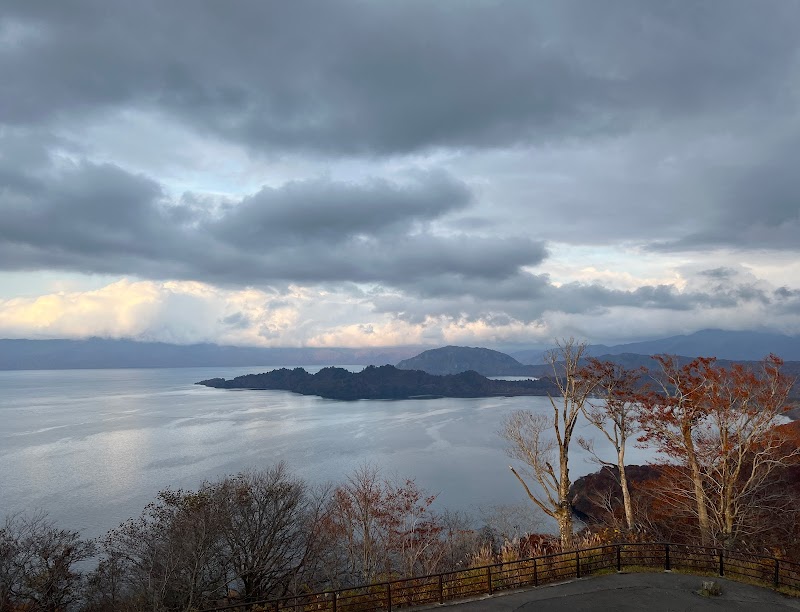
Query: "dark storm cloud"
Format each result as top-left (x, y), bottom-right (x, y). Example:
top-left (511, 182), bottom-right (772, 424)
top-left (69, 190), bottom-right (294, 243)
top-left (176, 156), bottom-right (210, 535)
top-left (2, 0), bottom-right (800, 335)
top-left (0, 147), bottom-right (546, 288)
top-left (373, 272), bottom-right (787, 327)
top-left (0, 160), bottom-right (171, 266)
top-left (1, 1), bottom-right (593, 152)
top-left (541, 282), bottom-right (765, 315)
top-left (649, 135), bottom-right (800, 252)
top-left (211, 172), bottom-right (469, 247)
top-left (395, 271), bottom-right (552, 302)
top-left (3, 1), bottom-right (798, 155)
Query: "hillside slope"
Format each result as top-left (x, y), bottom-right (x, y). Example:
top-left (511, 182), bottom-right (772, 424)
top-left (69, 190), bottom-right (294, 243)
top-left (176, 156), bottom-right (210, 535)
top-left (396, 345), bottom-right (538, 376)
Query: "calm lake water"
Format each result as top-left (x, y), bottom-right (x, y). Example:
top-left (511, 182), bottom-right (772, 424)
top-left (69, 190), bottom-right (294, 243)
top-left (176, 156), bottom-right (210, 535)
top-left (0, 366), bottom-right (655, 540)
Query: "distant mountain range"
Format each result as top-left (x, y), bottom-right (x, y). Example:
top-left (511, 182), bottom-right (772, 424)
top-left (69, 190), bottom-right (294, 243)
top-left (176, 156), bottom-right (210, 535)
top-left (393, 343), bottom-right (800, 401)
top-left (509, 329), bottom-right (800, 363)
top-left (0, 338), bottom-right (421, 370)
top-left (1, 329), bottom-right (798, 370)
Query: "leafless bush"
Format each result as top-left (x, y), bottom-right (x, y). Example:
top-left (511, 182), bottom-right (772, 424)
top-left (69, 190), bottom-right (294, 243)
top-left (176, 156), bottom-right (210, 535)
top-left (1, 510), bottom-right (95, 612)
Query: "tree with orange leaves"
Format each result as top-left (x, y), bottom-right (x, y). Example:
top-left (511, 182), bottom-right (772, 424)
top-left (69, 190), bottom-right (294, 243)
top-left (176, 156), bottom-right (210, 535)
top-left (697, 355), bottom-right (797, 548)
top-left (639, 354), bottom-right (797, 548)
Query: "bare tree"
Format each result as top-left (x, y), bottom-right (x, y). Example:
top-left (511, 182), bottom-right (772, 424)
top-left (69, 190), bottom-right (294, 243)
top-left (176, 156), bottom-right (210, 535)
top-left (385, 478), bottom-right (444, 578)
top-left (438, 510), bottom-right (480, 571)
top-left (325, 463), bottom-right (388, 585)
top-left (214, 463), bottom-right (325, 601)
top-left (98, 487), bottom-right (228, 612)
top-left (502, 338), bottom-right (597, 550)
top-left (322, 465), bottom-right (446, 585)
top-left (0, 511), bottom-right (95, 612)
top-left (94, 463), bottom-right (325, 610)
top-left (578, 360), bottom-right (643, 531)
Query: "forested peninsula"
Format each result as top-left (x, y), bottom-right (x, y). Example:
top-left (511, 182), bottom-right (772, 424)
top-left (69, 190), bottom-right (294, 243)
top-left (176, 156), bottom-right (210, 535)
top-left (197, 364), bottom-right (556, 400)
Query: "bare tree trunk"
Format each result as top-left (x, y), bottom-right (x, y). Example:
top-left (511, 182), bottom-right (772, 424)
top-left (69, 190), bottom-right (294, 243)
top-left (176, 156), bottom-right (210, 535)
top-left (556, 508), bottom-right (573, 551)
top-left (639, 356), bottom-right (718, 547)
top-left (578, 358), bottom-right (642, 534)
top-left (723, 491), bottom-right (735, 548)
top-left (686, 444), bottom-right (711, 545)
top-left (558, 451), bottom-right (573, 550)
top-left (618, 447), bottom-right (634, 532)
top-left (502, 339), bottom-right (598, 553)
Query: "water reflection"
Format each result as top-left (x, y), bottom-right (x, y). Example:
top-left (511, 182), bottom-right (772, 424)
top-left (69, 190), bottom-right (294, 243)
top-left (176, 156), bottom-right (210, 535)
top-left (0, 366), bottom-right (656, 540)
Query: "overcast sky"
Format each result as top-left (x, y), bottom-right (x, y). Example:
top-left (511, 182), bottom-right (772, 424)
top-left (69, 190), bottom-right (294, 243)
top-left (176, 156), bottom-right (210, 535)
top-left (1, 0), bottom-right (799, 348)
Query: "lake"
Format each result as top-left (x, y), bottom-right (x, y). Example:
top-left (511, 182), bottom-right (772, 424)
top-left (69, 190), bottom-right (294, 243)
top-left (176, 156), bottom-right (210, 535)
top-left (0, 366), bottom-right (655, 540)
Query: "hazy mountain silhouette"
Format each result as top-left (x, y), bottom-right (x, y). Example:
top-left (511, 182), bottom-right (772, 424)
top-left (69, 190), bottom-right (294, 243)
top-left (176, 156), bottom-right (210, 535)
top-left (396, 345), bottom-right (537, 376)
top-left (2, 329), bottom-right (798, 371)
top-left (509, 329), bottom-right (800, 363)
top-left (0, 338), bottom-right (421, 370)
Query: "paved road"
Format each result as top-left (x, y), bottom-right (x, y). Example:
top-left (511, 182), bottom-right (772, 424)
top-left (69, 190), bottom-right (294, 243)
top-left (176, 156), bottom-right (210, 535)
top-left (414, 572), bottom-right (800, 611)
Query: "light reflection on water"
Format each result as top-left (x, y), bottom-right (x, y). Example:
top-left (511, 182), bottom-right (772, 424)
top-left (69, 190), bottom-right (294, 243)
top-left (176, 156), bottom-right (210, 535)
top-left (0, 366), bottom-right (656, 540)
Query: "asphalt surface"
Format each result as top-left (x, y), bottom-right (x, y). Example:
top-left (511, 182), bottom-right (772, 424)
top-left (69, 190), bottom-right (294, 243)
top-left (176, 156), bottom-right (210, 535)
top-left (414, 572), bottom-right (800, 611)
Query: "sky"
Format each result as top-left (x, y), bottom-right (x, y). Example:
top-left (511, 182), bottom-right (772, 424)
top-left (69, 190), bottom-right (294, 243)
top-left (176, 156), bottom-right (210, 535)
top-left (1, 0), bottom-right (799, 349)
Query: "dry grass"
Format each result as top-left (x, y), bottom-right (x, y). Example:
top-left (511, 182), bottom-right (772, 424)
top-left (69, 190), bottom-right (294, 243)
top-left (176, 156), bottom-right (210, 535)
top-left (205, 544), bottom-right (800, 612)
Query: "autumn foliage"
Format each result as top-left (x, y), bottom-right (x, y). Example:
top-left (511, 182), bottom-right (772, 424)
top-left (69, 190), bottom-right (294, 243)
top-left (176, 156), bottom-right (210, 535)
top-left (318, 465), bottom-right (445, 586)
top-left (2, 350), bottom-right (799, 611)
top-left (572, 353), bottom-right (800, 556)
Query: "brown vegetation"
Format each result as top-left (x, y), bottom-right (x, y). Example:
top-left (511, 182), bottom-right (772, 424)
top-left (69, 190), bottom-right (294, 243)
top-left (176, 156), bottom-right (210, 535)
top-left (3, 347), bottom-right (799, 610)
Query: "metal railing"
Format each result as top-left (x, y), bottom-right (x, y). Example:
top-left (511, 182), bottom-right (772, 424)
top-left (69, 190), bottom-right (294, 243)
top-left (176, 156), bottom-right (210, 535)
top-left (201, 542), bottom-right (800, 611)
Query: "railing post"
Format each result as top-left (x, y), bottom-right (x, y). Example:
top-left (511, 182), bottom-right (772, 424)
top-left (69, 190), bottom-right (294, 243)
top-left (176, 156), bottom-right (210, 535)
top-left (202, 543), bottom-right (795, 612)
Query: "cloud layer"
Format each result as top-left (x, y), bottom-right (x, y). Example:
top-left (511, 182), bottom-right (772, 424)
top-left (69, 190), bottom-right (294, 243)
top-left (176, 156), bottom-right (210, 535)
top-left (1, 1), bottom-right (799, 346)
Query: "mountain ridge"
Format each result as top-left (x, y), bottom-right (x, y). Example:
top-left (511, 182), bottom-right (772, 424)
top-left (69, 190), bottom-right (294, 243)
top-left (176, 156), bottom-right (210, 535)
top-left (1, 329), bottom-right (798, 370)
top-left (509, 329), bottom-right (800, 363)
top-left (0, 338), bottom-right (423, 370)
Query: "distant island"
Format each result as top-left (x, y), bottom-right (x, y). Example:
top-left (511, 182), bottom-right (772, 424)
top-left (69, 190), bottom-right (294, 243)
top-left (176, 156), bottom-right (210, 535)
top-left (197, 365), bottom-right (557, 400)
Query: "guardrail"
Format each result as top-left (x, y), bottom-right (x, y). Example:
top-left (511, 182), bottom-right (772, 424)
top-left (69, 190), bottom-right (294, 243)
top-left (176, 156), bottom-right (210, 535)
top-left (201, 542), bottom-right (800, 611)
